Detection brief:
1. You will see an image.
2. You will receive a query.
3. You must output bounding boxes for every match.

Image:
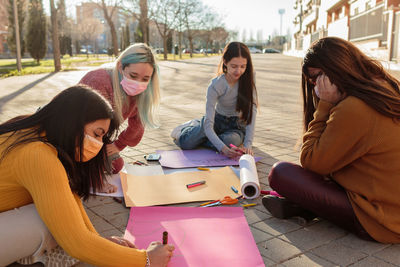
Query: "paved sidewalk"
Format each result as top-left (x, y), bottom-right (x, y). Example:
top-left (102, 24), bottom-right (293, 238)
top-left (1, 54), bottom-right (400, 266)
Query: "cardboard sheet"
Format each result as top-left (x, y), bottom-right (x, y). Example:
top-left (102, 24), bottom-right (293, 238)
top-left (93, 165), bottom-right (164, 197)
top-left (124, 207), bottom-right (264, 267)
top-left (120, 166), bottom-right (241, 207)
top-left (157, 149), bottom-right (261, 168)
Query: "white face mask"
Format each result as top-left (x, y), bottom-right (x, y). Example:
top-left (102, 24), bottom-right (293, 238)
top-left (120, 76), bottom-right (149, 96)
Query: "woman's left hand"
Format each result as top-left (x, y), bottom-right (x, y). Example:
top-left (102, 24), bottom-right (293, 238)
top-left (107, 236), bottom-right (136, 248)
top-left (315, 74), bottom-right (346, 105)
top-left (106, 143), bottom-right (120, 157)
top-left (221, 146), bottom-right (243, 159)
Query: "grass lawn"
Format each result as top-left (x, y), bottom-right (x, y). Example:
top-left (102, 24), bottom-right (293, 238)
top-left (0, 55), bottom-right (113, 78)
top-left (0, 53), bottom-right (219, 78)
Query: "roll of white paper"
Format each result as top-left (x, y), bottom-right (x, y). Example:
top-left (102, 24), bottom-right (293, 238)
top-left (239, 154), bottom-right (260, 199)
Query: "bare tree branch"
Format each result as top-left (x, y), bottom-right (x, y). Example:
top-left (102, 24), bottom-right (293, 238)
top-left (149, 0), bottom-right (180, 59)
top-left (90, 0), bottom-right (122, 56)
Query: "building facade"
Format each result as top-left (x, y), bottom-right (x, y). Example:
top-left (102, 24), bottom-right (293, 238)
top-left (289, 0), bottom-right (400, 62)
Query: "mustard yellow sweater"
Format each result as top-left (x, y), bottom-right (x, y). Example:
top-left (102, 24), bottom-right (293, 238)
top-left (0, 132), bottom-right (147, 266)
top-left (301, 97), bottom-right (400, 243)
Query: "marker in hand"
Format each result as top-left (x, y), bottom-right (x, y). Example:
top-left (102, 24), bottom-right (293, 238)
top-left (163, 231), bottom-right (168, 245)
top-left (229, 144), bottom-right (244, 154)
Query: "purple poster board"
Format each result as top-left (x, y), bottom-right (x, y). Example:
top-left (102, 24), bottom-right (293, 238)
top-left (124, 207), bottom-right (264, 267)
top-left (157, 149), bottom-right (261, 168)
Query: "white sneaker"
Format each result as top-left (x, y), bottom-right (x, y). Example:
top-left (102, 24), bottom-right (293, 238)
top-left (170, 119), bottom-right (199, 140)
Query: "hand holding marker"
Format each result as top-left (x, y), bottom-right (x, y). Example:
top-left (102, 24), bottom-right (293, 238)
top-left (229, 144), bottom-right (244, 155)
top-left (163, 231), bottom-right (168, 245)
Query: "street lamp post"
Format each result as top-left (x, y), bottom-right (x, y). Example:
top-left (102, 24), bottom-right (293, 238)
top-left (278, 8), bottom-right (285, 36)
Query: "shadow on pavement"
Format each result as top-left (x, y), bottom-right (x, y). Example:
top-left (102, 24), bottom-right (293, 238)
top-left (0, 73), bottom-right (56, 111)
top-left (174, 60), bottom-right (218, 68)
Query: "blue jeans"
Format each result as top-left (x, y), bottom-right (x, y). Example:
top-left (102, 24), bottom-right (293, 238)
top-left (177, 113), bottom-right (246, 151)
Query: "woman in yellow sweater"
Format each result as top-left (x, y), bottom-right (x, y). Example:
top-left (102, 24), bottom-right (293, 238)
top-left (0, 86), bottom-right (174, 266)
top-left (263, 37), bottom-right (400, 243)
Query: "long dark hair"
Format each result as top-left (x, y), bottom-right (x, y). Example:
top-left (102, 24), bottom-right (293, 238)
top-left (302, 37), bottom-right (400, 131)
top-left (218, 42), bottom-right (258, 125)
top-left (0, 85), bottom-right (120, 200)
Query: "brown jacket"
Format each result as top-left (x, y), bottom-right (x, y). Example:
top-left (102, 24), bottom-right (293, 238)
top-left (301, 97), bottom-right (400, 243)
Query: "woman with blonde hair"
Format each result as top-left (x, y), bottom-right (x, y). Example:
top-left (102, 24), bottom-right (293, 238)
top-left (264, 37), bottom-right (400, 243)
top-left (80, 43), bottom-right (160, 191)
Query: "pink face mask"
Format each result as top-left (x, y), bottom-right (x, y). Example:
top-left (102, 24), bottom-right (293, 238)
top-left (120, 76), bottom-right (149, 96)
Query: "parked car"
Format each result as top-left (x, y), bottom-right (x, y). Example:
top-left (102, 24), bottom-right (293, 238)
top-left (182, 48), bottom-right (200, 54)
top-left (200, 48), bottom-right (214, 54)
top-left (263, 48), bottom-right (280, 53)
top-left (249, 47), bottom-right (262, 54)
top-left (79, 48), bottom-right (94, 54)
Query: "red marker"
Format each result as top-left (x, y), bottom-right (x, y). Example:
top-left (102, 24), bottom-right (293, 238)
top-left (229, 144), bottom-right (244, 154)
top-left (186, 180), bottom-right (206, 189)
top-left (261, 190), bottom-right (282, 197)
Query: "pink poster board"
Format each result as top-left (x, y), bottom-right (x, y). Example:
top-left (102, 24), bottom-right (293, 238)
top-left (124, 207), bottom-right (264, 267)
top-left (157, 149), bottom-right (261, 168)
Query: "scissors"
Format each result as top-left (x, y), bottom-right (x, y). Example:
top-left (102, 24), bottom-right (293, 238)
top-left (203, 196), bottom-right (238, 207)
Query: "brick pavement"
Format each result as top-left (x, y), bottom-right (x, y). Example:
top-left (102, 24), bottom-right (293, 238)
top-left (1, 54), bottom-right (400, 266)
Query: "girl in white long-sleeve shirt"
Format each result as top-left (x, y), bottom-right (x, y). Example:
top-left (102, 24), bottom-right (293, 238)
top-left (171, 42), bottom-right (258, 158)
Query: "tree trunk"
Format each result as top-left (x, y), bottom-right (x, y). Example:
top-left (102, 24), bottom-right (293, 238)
top-left (109, 19), bottom-right (118, 56)
top-left (188, 35), bottom-right (193, 58)
top-left (101, 0), bottom-right (119, 57)
top-left (50, 0), bottom-right (61, 71)
top-left (163, 36), bottom-right (168, 60)
top-left (12, 0), bottom-right (22, 72)
top-left (139, 0), bottom-right (148, 45)
top-left (178, 31), bottom-right (182, 59)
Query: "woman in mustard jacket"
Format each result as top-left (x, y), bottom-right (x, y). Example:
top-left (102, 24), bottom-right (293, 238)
top-left (0, 86), bottom-right (173, 266)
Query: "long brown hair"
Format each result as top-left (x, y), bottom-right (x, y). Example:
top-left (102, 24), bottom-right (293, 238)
top-left (302, 37), bottom-right (400, 131)
top-left (218, 42), bottom-right (258, 125)
top-left (0, 86), bottom-right (120, 200)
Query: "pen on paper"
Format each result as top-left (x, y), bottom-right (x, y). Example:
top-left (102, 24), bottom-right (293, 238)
top-left (231, 186), bottom-right (238, 193)
top-left (132, 160), bottom-right (148, 166)
top-left (186, 180), bottom-right (206, 189)
top-left (162, 231), bottom-right (168, 245)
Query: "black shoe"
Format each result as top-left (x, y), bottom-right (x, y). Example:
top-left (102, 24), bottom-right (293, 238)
top-left (262, 195), bottom-right (316, 221)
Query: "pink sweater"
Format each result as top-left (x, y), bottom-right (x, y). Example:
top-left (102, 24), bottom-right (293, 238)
top-left (79, 69), bottom-right (144, 151)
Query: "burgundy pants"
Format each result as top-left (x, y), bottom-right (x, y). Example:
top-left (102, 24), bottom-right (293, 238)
top-left (268, 162), bottom-right (374, 241)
